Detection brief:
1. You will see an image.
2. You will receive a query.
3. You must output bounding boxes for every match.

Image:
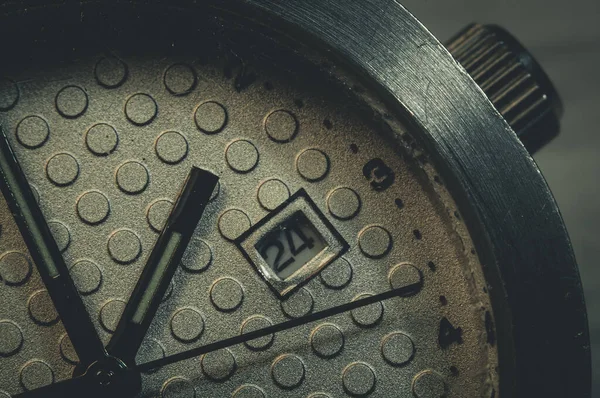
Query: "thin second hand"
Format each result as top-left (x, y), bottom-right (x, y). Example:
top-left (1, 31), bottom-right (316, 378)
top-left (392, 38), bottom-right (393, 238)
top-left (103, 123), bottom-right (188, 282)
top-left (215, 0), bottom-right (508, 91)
top-left (137, 284), bottom-right (418, 372)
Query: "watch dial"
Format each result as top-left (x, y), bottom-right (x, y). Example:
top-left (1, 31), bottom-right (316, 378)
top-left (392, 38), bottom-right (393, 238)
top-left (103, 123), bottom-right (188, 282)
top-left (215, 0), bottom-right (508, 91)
top-left (0, 7), bottom-right (499, 397)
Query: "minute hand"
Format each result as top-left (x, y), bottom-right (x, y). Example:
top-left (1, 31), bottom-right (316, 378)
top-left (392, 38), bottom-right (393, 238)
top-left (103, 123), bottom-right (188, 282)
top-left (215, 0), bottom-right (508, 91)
top-left (0, 129), bottom-right (106, 366)
top-left (107, 167), bottom-right (218, 364)
top-left (137, 281), bottom-right (422, 372)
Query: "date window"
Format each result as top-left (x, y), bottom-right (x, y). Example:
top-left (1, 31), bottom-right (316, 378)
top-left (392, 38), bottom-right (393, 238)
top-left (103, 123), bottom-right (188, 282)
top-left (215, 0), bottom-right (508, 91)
top-left (236, 189), bottom-right (348, 298)
top-left (256, 212), bottom-right (327, 279)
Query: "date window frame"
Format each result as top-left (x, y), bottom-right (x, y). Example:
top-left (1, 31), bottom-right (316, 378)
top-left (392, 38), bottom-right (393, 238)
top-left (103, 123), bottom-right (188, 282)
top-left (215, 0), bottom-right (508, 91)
top-left (235, 188), bottom-right (349, 298)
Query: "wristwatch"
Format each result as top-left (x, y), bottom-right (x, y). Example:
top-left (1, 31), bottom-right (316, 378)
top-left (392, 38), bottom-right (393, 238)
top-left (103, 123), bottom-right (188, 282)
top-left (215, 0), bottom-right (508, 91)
top-left (0, 1), bottom-right (591, 397)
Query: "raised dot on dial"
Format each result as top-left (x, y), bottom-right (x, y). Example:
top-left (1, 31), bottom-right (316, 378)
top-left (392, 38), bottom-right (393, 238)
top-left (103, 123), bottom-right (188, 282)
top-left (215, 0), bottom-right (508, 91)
top-left (210, 277), bottom-right (244, 312)
top-left (232, 385), bottom-right (266, 398)
top-left (0, 320), bottom-right (24, 357)
top-left (241, 315), bottom-right (274, 351)
top-left (0, 251), bottom-right (32, 286)
top-left (147, 199), bottom-right (173, 233)
top-left (319, 258), bottom-right (352, 290)
top-left (48, 220), bottom-right (71, 252)
top-left (271, 354), bottom-right (305, 390)
top-left (55, 85), bottom-right (88, 119)
top-left (381, 332), bottom-right (415, 366)
top-left (388, 263), bottom-right (423, 296)
top-left (170, 307), bottom-right (205, 343)
top-left (30, 184), bottom-right (40, 204)
top-left (351, 293), bottom-right (384, 328)
top-left (108, 229), bottom-right (141, 264)
top-left (77, 190), bottom-right (110, 225)
top-left (194, 101), bottom-right (228, 134)
top-left (358, 225), bottom-right (392, 259)
top-left (59, 334), bottom-right (78, 364)
top-left (161, 377), bottom-right (195, 398)
top-left (218, 208), bottom-right (251, 241)
top-left (135, 338), bottom-right (165, 373)
top-left (311, 323), bottom-right (344, 358)
top-left (125, 93), bottom-right (157, 126)
top-left (412, 370), bottom-right (447, 398)
top-left (342, 362), bottom-right (376, 396)
top-left (94, 57), bottom-right (128, 89)
top-left (20, 360), bottom-right (54, 391)
top-left (296, 148), bottom-right (330, 182)
top-left (164, 63), bottom-right (197, 96)
top-left (116, 161), bottom-right (149, 195)
top-left (265, 109), bottom-right (299, 143)
top-left (155, 131), bottom-right (188, 164)
top-left (180, 238), bottom-right (212, 273)
top-left (327, 187), bottom-right (361, 220)
top-left (0, 77), bottom-right (19, 111)
top-left (70, 260), bottom-right (103, 295)
top-left (99, 299), bottom-right (126, 333)
top-left (16, 115), bottom-right (49, 149)
top-left (46, 153), bottom-right (79, 187)
top-left (28, 290), bottom-right (59, 326)
top-left (86, 123), bottom-right (118, 156)
top-left (257, 178), bottom-right (290, 211)
top-left (281, 287), bottom-right (314, 319)
top-left (226, 139), bottom-right (259, 173)
top-left (201, 349), bottom-right (237, 381)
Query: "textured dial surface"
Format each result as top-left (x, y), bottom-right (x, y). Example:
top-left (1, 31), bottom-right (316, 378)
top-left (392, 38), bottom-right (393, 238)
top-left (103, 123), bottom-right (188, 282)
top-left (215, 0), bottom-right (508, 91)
top-left (0, 12), bottom-right (498, 398)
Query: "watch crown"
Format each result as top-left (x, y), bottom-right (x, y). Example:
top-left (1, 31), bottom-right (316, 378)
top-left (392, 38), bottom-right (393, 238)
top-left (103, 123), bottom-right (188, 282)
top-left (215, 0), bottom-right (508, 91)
top-left (446, 23), bottom-right (562, 154)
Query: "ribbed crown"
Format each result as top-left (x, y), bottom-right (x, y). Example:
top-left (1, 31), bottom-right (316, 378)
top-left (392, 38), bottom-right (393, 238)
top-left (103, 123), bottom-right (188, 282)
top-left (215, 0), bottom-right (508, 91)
top-left (446, 23), bottom-right (562, 153)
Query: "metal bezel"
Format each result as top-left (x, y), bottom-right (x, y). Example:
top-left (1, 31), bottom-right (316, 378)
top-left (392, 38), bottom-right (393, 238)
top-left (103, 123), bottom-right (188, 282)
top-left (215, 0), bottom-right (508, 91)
top-left (0, 1), bottom-right (590, 397)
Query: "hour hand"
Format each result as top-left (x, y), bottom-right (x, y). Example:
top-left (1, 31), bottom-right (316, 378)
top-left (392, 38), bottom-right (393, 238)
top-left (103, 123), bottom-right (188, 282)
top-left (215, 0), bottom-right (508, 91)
top-left (107, 167), bottom-right (218, 364)
top-left (0, 130), bottom-right (106, 366)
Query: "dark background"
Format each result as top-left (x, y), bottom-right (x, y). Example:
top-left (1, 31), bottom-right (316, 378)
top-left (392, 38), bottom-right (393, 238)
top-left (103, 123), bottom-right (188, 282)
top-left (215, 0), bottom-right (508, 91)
top-left (401, 0), bottom-right (599, 394)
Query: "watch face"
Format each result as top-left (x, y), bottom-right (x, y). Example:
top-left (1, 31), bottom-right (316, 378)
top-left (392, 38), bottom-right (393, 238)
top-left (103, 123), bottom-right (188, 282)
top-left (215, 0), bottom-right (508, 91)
top-left (0, 5), bottom-right (499, 397)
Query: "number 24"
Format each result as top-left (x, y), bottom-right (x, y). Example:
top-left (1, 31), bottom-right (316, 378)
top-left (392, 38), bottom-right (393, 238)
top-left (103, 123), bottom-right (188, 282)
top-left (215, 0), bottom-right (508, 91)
top-left (261, 227), bottom-right (315, 273)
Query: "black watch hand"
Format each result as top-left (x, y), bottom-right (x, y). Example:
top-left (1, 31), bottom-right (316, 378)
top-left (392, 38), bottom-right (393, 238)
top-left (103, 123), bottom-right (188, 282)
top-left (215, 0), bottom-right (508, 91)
top-left (136, 281), bottom-right (422, 372)
top-left (12, 357), bottom-right (140, 398)
top-left (107, 167), bottom-right (218, 364)
top-left (0, 130), bottom-right (106, 367)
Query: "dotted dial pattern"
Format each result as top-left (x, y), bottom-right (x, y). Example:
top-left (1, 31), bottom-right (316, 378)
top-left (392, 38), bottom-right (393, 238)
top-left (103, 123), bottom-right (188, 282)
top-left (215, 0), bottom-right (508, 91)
top-left (0, 30), bottom-right (498, 398)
